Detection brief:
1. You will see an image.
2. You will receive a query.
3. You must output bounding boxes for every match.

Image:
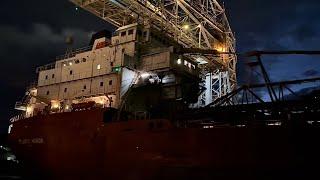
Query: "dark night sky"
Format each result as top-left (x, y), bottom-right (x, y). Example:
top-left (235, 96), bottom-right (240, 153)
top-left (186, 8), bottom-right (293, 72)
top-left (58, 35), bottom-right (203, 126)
top-left (0, 0), bottom-right (320, 132)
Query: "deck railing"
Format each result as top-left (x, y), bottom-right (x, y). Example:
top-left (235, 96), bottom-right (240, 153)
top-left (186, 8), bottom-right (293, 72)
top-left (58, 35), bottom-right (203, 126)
top-left (55, 45), bottom-right (93, 61)
top-left (9, 114), bottom-right (26, 123)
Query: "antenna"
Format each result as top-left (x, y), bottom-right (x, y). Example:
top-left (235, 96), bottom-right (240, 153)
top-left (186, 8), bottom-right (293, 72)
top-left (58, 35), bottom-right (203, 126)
top-left (65, 36), bottom-right (74, 58)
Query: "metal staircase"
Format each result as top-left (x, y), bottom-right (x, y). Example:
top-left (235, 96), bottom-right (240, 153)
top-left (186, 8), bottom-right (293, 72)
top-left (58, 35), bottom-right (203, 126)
top-left (117, 71), bottom-right (141, 120)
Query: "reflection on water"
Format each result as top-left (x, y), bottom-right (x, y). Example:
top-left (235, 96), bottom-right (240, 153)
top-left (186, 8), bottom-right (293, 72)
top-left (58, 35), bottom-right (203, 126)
top-left (0, 144), bottom-right (23, 179)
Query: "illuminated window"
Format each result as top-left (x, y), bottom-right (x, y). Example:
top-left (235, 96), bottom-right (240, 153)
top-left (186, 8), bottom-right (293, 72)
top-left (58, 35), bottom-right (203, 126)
top-left (69, 62), bottom-right (73, 66)
top-left (100, 82), bottom-right (104, 87)
top-left (184, 60), bottom-right (188, 66)
top-left (177, 59), bottom-right (182, 64)
top-left (97, 64), bottom-right (101, 70)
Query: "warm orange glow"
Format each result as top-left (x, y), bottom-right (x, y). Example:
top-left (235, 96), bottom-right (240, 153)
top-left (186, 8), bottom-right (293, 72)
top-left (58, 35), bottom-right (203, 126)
top-left (99, 100), bottom-right (105, 105)
top-left (182, 24), bottom-right (190, 30)
top-left (26, 106), bottom-right (33, 113)
top-left (216, 46), bottom-right (225, 52)
top-left (51, 101), bottom-right (60, 109)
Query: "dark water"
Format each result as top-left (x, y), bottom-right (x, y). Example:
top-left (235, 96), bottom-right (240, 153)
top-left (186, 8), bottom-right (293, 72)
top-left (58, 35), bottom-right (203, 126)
top-left (0, 147), bottom-right (319, 180)
top-left (0, 145), bottom-right (23, 179)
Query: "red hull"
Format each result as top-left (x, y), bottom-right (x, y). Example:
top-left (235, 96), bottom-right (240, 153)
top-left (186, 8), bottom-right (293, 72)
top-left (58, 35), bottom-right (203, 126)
top-left (8, 108), bottom-right (318, 179)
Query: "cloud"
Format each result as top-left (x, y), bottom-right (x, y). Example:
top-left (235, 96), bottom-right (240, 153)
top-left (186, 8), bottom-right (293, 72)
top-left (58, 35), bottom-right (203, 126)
top-left (0, 24), bottom-right (94, 90)
top-left (228, 0), bottom-right (320, 52)
top-left (0, 23), bottom-right (94, 51)
top-left (229, 0), bottom-right (320, 86)
top-left (302, 69), bottom-right (319, 77)
top-left (0, 23), bottom-right (95, 86)
top-left (0, 23), bottom-right (96, 125)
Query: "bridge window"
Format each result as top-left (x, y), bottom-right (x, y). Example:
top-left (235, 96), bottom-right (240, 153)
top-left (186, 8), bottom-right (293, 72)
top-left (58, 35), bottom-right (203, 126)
top-left (83, 85), bottom-right (86, 89)
top-left (46, 91), bottom-right (50, 95)
top-left (64, 88), bottom-right (67, 93)
top-left (109, 80), bottom-right (113, 85)
top-left (143, 31), bottom-right (148, 38)
top-left (45, 75), bottom-right (48, 80)
top-left (128, 29), bottom-right (134, 35)
top-left (97, 64), bottom-right (101, 70)
top-left (121, 31), bottom-right (126, 37)
top-left (52, 74), bottom-right (55, 78)
top-left (70, 70), bottom-right (73, 75)
top-left (137, 30), bottom-right (142, 36)
top-left (100, 82), bottom-right (104, 87)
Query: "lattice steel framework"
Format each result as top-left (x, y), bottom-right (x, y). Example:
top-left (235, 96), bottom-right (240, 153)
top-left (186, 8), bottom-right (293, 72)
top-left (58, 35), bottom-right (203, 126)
top-left (70, 0), bottom-right (237, 103)
top-left (196, 70), bottom-right (231, 107)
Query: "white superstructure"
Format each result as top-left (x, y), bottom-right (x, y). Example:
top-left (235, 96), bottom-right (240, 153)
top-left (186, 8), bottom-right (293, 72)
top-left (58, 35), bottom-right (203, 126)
top-left (13, 23), bottom-right (199, 119)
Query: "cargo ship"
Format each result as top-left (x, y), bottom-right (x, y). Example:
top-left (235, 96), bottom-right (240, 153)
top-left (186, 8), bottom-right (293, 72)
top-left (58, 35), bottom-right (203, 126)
top-left (7, 0), bottom-right (320, 179)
